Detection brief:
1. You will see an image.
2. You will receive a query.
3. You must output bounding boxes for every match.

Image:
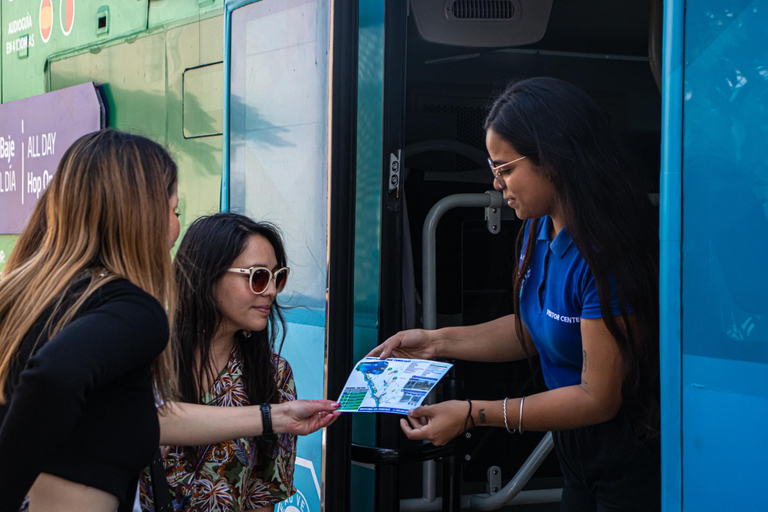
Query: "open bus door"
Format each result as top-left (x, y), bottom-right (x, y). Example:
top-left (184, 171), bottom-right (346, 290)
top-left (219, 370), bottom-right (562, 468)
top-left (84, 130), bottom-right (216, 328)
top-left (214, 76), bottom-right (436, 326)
top-left (356, 1), bottom-right (665, 511)
top-left (223, 1), bottom-right (358, 510)
top-left (351, 2), bottom-right (565, 511)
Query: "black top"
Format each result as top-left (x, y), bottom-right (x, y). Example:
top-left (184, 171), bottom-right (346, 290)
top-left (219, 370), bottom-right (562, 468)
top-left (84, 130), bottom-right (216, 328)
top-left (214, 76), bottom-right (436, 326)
top-left (0, 277), bottom-right (169, 510)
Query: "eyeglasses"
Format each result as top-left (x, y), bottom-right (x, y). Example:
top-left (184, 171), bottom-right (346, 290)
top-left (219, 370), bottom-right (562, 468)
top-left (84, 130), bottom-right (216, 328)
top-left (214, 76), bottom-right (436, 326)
top-left (488, 156), bottom-right (527, 186)
top-left (227, 266), bottom-right (291, 295)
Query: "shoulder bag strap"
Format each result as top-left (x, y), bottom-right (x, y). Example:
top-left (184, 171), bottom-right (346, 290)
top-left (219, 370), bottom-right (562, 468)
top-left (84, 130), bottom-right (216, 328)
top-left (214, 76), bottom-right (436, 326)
top-left (150, 447), bottom-right (174, 512)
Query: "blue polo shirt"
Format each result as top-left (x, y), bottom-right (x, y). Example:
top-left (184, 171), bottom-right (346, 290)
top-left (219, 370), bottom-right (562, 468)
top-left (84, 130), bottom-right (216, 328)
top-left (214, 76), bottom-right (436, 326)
top-left (518, 217), bottom-right (622, 390)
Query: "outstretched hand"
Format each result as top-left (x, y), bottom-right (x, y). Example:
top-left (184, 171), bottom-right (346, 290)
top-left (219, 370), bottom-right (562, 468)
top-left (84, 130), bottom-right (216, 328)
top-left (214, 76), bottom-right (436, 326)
top-left (400, 400), bottom-right (468, 446)
top-left (367, 329), bottom-right (438, 360)
top-left (274, 399), bottom-right (341, 436)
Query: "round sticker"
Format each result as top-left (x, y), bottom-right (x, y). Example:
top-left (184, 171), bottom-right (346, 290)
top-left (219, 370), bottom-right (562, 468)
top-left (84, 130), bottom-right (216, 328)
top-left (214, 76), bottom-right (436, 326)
top-left (60, 0), bottom-right (75, 36)
top-left (277, 490), bottom-right (311, 512)
top-left (39, 0), bottom-right (53, 43)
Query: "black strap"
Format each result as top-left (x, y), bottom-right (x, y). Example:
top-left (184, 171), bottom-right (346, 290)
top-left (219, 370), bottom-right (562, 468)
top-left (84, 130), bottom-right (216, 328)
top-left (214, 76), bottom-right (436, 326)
top-left (260, 402), bottom-right (274, 441)
top-left (149, 447), bottom-right (174, 512)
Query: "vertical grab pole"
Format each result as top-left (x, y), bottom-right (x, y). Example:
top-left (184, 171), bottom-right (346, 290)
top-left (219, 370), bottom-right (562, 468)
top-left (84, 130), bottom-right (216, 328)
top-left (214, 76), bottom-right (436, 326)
top-left (421, 191), bottom-right (503, 508)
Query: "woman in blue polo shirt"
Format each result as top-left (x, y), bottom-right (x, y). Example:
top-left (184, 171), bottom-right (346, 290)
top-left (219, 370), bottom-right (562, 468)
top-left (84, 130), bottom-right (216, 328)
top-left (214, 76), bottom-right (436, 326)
top-left (370, 77), bottom-right (660, 511)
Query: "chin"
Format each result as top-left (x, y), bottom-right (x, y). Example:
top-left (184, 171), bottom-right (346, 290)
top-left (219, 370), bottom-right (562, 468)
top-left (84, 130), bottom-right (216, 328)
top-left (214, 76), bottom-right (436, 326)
top-left (246, 320), bottom-right (269, 333)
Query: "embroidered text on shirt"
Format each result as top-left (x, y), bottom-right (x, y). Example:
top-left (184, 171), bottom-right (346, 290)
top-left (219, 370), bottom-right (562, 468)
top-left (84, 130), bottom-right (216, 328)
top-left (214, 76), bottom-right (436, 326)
top-left (546, 309), bottom-right (581, 324)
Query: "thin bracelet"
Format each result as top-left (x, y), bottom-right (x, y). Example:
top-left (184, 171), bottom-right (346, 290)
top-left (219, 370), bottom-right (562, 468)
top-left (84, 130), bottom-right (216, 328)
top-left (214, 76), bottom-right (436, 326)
top-left (502, 397), bottom-right (515, 434)
top-left (464, 399), bottom-right (476, 432)
top-left (518, 396), bottom-right (526, 434)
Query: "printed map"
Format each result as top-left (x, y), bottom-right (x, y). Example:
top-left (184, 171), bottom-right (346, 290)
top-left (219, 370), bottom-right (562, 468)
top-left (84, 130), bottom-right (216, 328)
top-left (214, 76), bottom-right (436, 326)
top-left (337, 357), bottom-right (453, 414)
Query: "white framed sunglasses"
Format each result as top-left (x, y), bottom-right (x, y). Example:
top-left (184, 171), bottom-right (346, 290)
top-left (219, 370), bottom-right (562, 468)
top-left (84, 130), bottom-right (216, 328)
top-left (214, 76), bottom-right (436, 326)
top-left (226, 266), bottom-right (291, 295)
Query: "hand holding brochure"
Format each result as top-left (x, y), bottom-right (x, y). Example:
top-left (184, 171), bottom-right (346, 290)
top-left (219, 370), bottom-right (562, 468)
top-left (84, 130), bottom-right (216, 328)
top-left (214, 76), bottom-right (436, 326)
top-left (336, 357), bottom-right (453, 414)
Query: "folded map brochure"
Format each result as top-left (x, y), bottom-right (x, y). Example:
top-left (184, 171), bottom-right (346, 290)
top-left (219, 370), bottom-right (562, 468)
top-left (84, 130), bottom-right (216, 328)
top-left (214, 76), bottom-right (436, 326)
top-left (336, 357), bottom-right (453, 414)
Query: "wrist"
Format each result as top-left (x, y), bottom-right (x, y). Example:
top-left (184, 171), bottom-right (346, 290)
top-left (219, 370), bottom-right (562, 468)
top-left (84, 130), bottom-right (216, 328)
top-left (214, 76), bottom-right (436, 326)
top-left (260, 403), bottom-right (275, 439)
top-left (269, 403), bottom-right (287, 434)
top-left (431, 328), bottom-right (446, 359)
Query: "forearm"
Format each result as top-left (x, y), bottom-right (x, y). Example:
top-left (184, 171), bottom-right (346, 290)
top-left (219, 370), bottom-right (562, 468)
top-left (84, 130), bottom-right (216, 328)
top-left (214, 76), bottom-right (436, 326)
top-left (470, 385), bottom-right (621, 432)
top-left (436, 315), bottom-right (533, 362)
top-left (158, 402), bottom-right (302, 446)
top-left (158, 402), bottom-right (263, 445)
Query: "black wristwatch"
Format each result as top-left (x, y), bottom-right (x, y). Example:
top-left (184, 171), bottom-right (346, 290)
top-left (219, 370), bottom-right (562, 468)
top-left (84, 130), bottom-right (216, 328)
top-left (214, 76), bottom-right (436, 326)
top-left (260, 403), bottom-right (274, 441)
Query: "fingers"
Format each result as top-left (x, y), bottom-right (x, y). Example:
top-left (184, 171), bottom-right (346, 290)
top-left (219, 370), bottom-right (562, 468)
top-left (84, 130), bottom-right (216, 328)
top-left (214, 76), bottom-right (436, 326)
top-left (367, 332), bottom-right (403, 359)
top-left (299, 400), bottom-right (341, 414)
top-left (400, 417), bottom-right (442, 444)
top-left (324, 411), bottom-right (341, 428)
top-left (366, 344), bottom-right (385, 358)
top-left (408, 405), bottom-right (430, 418)
top-left (400, 418), bottom-right (424, 439)
top-left (298, 411), bottom-right (342, 435)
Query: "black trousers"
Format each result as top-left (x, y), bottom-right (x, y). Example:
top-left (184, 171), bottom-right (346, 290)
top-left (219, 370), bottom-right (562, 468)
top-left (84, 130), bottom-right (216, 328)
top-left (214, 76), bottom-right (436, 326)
top-left (553, 411), bottom-right (660, 512)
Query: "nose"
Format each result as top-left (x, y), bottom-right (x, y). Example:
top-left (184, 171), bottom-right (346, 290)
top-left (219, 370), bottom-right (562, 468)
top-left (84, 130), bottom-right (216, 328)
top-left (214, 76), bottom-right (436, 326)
top-left (262, 276), bottom-right (278, 299)
top-left (493, 176), bottom-right (504, 191)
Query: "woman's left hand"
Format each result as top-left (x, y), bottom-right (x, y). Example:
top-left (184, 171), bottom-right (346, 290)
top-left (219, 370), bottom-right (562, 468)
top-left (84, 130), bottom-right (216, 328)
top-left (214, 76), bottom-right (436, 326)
top-left (400, 400), bottom-right (469, 446)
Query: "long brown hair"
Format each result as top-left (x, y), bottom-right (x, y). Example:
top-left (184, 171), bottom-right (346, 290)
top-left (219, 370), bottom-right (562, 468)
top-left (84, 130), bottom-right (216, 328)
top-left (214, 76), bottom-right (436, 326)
top-left (486, 78), bottom-right (660, 436)
top-left (173, 214), bottom-right (288, 469)
top-left (0, 129), bottom-right (179, 402)
top-left (173, 214), bottom-right (288, 408)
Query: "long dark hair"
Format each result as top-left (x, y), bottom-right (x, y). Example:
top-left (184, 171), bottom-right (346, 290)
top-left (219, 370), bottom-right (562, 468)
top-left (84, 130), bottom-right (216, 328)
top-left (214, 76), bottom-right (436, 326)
top-left (485, 77), bottom-right (660, 436)
top-left (173, 213), bottom-right (288, 409)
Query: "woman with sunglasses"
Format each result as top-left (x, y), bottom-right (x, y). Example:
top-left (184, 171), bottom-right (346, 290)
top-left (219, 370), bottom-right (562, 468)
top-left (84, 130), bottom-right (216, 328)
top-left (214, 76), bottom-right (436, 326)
top-left (140, 213), bottom-right (300, 512)
top-left (370, 78), bottom-right (660, 511)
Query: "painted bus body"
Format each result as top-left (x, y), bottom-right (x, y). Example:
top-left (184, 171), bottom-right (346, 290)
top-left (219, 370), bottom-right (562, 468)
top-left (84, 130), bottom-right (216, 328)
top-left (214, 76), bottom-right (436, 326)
top-left (3, 1), bottom-right (768, 511)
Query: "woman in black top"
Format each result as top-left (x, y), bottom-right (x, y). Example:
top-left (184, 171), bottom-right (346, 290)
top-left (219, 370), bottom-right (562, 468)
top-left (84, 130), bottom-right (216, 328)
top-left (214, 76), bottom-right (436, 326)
top-left (0, 130), bottom-right (340, 512)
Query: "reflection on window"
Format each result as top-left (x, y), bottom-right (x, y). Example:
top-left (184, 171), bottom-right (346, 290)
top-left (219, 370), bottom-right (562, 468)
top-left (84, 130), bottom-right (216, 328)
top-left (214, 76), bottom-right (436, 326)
top-left (229, 0), bottom-right (330, 311)
top-left (183, 62), bottom-right (224, 138)
top-left (682, 4), bottom-right (768, 362)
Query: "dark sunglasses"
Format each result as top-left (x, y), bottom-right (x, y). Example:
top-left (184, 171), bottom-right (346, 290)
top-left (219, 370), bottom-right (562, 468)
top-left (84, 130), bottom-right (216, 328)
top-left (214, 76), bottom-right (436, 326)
top-left (226, 266), bottom-right (290, 295)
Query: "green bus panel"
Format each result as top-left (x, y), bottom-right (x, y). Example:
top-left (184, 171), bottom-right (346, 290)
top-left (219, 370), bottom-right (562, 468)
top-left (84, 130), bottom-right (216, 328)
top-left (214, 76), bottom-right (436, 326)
top-left (2, 0), bottom-right (149, 102)
top-left (0, 7), bottom-right (225, 269)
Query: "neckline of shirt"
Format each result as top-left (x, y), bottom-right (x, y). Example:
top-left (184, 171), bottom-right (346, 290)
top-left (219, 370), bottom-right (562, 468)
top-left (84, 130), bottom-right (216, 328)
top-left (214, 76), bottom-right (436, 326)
top-left (535, 216), bottom-right (573, 259)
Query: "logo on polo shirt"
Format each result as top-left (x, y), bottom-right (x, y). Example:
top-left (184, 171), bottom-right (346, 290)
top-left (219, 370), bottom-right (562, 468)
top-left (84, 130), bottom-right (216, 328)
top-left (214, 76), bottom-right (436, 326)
top-left (546, 309), bottom-right (580, 324)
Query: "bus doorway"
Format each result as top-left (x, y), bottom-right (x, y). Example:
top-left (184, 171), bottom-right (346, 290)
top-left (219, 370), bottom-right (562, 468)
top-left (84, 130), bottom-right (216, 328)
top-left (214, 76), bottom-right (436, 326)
top-left (369, 1), bottom-right (662, 510)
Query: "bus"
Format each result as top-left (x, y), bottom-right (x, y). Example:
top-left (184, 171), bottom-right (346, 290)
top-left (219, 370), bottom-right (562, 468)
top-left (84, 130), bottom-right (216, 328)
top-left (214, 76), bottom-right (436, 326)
top-left (2, 1), bottom-right (766, 511)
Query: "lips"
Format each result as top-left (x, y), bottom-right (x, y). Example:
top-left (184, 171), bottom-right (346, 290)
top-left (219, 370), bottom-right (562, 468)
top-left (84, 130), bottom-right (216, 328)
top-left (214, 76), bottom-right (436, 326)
top-left (254, 306), bottom-right (272, 314)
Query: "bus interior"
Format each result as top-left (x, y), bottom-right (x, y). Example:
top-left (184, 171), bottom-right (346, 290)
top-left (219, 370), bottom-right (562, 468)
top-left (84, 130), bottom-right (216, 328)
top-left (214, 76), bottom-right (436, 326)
top-left (373, 1), bottom-right (662, 510)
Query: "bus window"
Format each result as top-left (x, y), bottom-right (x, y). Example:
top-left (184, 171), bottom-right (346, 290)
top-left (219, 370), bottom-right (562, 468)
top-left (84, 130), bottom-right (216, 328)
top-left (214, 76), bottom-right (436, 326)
top-left (183, 62), bottom-right (224, 138)
top-left (227, 2), bottom-right (332, 511)
top-left (229, 1), bottom-right (330, 314)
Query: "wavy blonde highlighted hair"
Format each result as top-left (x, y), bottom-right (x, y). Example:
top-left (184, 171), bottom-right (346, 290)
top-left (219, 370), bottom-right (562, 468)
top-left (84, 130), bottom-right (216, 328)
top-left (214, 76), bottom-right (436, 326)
top-left (0, 129), bottom-right (178, 403)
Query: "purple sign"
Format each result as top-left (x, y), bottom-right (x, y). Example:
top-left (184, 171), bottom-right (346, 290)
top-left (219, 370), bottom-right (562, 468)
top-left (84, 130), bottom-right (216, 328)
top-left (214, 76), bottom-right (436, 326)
top-left (0, 83), bottom-right (105, 234)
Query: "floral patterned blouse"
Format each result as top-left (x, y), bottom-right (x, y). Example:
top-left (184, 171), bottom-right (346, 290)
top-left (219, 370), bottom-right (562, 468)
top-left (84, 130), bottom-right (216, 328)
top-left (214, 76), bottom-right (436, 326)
top-left (139, 349), bottom-right (297, 511)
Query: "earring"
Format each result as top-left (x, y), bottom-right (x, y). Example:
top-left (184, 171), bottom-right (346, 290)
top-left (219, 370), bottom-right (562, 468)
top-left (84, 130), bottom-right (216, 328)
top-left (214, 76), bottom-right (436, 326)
top-left (242, 330), bottom-right (252, 338)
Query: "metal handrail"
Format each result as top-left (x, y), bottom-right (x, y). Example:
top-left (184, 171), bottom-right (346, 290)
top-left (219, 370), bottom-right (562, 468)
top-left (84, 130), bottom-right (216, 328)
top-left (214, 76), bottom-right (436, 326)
top-left (351, 191), bottom-right (561, 510)
top-left (351, 442), bottom-right (454, 465)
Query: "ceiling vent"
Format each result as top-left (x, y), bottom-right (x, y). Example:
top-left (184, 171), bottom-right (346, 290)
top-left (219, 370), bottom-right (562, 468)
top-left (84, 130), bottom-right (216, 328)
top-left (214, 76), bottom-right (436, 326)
top-left (411, 0), bottom-right (553, 47)
top-left (447, 0), bottom-right (518, 21)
